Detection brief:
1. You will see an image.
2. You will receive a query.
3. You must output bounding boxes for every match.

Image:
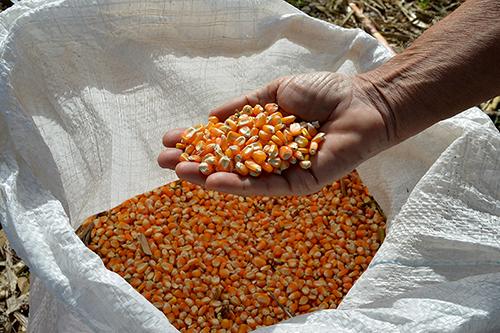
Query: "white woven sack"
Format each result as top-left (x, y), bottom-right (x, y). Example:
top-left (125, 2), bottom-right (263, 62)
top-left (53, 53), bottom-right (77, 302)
top-left (1, 0), bottom-right (499, 332)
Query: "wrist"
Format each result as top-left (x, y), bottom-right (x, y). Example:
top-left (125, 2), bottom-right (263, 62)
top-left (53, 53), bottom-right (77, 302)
top-left (351, 71), bottom-right (402, 147)
top-left (356, 51), bottom-right (466, 144)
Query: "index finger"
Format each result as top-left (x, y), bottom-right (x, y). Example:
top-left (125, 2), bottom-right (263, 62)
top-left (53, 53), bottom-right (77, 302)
top-left (162, 127), bottom-right (187, 147)
top-left (209, 81), bottom-right (279, 121)
top-left (201, 162), bottom-right (324, 197)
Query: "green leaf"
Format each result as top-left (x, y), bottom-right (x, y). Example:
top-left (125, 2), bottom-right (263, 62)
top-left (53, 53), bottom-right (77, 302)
top-left (417, 0), bottom-right (430, 8)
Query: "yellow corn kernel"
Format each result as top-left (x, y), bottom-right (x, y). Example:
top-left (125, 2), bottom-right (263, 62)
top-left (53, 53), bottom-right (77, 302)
top-left (299, 160), bottom-right (312, 169)
top-left (281, 115), bottom-right (296, 124)
top-left (249, 170), bottom-right (261, 177)
top-left (202, 155), bottom-right (217, 167)
top-left (295, 135), bottom-right (309, 148)
top-left (275, 131), bottom-right (287, 145)
top-left (271, 134), bottom-right (284, 146)
top-left (255, 112), bottom-right (267, 128)
top-left (219, 134), bottom-right (228, 151)
top-left (227, 131), bottom-right (242, 143)
top-left (301, 127), bottom-right (312, 140)
top-left (244, 159), bottom-right (262, 173)
top-left (268, 157), bottom-right (282, 168)
top-left (235, 161), bottom-right (249, 176)
top-left (280, 160), bottom-right (290, 171)
top-left (181, 126), bottom-right (197, 143)
top-left (191, 131), bottom-right (204, 146)
top-left (209, 127), bottom-right (225, 138)
top-left (245, 135), bottom-right (260, 146)
top-left (298, 147), bottom-right (309, 155)
top-left (213, 145), bottom-right (225, 158)
top-left (294, 150), bottom-right (305, 160)
top-left (307, 123), bottom-right (318, 137)
top-left (195, 140), bottom-right (206, 153)
top-left (259, 130), bottom-right (273, 142)
top-left (200, 143), bottom-right (215, 157)
top-left (242, 105), bottom-right (253, 115)
top-left (283, 129), bottom-right (294, 142)
top-left (271, 114), bottom-right (282, 126)
top-left (228, 145), bottom-right (241, 156)
top-left (188, 155), bottom-right (202, 162)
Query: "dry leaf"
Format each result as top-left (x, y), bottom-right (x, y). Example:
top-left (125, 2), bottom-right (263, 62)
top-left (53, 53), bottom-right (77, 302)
top-left (0, 229), bottom-right (7, 248)
top-left (6, 294), bottom-right (29, 315)
top-left (13, 311), bottom-right (29, 329)
top-left (137, 233), bottom-right (152, 256)
top-left (5, 247), bottom-right (17, 295)
top-left (77, 218), bottom-right (95, 246)
top-left (394, 0), bottom-right (430, 29)
top-left (16, 276), bottom-right (29, 295)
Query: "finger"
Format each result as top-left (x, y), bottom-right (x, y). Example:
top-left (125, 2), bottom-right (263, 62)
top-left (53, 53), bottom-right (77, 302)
top-left (174, 161), bottom-right (208, 188)
top-left (204, 171), bottom-right (291, 197)
top-left (209, 94), bottom-right (262, 121)
top-left (158, 149), bottom-right (183, 169)
top-left (203, 165), bottom-right (323, 197)
top-left (162, 127), bottom-right (187, 147)
top-left (210, 82), bottom-right (279, 120)
top-left (274, 72), bottom-right (342, 123)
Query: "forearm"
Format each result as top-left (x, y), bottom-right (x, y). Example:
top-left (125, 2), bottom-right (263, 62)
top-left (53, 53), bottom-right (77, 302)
top-left (359, 0), bottom-right (500, 143)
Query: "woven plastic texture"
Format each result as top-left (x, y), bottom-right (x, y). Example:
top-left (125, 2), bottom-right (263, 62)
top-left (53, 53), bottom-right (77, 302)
top-left (0, 0), bottom-right (499, 332)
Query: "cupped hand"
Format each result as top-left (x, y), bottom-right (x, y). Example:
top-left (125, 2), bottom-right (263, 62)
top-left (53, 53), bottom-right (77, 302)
top-left (158, 72), bottom-right (394, 197)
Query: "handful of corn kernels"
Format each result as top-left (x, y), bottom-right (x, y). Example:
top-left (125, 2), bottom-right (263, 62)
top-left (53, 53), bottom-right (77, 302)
top-left (176, 103), bottom-right (326, 177)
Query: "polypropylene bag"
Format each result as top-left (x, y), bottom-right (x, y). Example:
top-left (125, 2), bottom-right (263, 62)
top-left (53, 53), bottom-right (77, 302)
top-left (1, 0), bottom-right (499, 332)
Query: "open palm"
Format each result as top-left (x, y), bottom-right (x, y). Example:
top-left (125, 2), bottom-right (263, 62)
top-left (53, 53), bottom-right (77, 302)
top-left (158, 72), bottom-right (393, 197)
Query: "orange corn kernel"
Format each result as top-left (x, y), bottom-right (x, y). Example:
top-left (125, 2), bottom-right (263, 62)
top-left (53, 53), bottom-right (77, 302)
top-left (278, 146), bottom-right (293, 160)
top-left (264, 103), bottom-right (279, 114)
top-left (252, 150), bottom-right (267, 165)
top-left (235, 162), bottom-right (249, 176)
top-left (176, 103), bottom-right (324, 177)
top-left (244, 159), bottom-right (262, 173)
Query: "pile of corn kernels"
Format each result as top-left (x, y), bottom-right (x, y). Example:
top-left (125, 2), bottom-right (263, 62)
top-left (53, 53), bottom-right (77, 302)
top-left (81, 171), bottom-right (385, 333)
top-left (177, 103), bottom-right (326, 177)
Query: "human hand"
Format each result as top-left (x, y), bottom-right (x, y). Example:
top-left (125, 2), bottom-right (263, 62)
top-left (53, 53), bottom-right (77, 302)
top-left (158, 72), bottom-right (395, 197)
